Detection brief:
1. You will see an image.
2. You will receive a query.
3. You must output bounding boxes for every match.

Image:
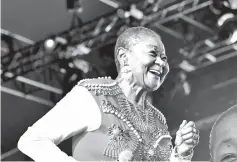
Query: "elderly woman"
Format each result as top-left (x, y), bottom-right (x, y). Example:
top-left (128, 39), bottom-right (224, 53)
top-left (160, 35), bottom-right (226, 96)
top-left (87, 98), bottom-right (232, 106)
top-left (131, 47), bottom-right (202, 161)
top-left (18, 27), bottom-right (199, 162)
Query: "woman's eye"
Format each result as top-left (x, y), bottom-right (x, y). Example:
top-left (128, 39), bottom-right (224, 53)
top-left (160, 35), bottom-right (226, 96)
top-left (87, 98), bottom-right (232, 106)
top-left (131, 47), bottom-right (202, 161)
top-left (161, 56), bottom-right (167, 61)
top-left (221, 154), bottom-right (237, 162)
top-left (149, 51), bottom-right (157, 57)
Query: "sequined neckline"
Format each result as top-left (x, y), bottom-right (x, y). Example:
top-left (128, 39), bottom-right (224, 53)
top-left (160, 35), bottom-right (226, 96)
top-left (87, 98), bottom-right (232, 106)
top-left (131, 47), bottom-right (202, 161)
top-left (114, 80), bottom-right (146, 108)
top-left (112, 79), bottom-right (167, 126)
top-left (78, 76), bottom-right (166, 126)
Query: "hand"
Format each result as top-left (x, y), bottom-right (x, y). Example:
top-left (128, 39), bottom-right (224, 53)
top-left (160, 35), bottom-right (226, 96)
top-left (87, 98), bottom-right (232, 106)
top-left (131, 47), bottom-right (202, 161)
top-left (175, 120), bottom-right (199, 156)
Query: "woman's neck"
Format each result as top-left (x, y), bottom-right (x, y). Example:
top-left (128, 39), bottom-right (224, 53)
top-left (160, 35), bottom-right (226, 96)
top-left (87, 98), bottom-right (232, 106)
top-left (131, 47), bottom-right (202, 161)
top-left (116, 72), bottom-right (147, 106)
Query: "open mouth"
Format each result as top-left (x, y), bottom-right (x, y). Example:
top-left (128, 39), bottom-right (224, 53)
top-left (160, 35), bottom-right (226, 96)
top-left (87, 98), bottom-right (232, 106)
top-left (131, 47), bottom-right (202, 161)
top-left (149, 69), bottom-right (162, 77)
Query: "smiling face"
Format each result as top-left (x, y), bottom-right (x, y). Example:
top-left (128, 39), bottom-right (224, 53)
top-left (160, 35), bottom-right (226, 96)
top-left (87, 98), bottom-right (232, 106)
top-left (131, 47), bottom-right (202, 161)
top-left (125, 34), bottom-right (169, 91)
top-left (211, 113), bottom-right (237, 162)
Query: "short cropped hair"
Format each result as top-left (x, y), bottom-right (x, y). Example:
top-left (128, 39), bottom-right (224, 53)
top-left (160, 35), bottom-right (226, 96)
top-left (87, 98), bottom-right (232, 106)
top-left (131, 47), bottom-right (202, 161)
top-left (114, 26), bottom-right (160, 72)
top-left (209, 104), bottom-right (237, 159)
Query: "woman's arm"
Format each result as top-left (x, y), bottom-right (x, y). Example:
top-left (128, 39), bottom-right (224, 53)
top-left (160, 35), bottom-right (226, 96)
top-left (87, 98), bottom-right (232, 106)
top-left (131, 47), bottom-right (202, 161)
top-left (17, 86), bottom-right (101, 162)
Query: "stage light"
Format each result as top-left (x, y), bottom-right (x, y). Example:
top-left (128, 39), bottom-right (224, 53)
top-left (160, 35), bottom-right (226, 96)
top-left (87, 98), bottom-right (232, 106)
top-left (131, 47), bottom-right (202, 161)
top-left (60, 68), bottom-right (67, 74)
top-left (44, 36), bottom-right (68, 52)
top-left (210, 0), bottom-right (237, 13)
top-left (4, 72), bottom-right (14, 78)
top-left (129, 4), bottom-right (144, 20)
top-left (210, 0), bottom-right (237, 44)
top-left (204, 39), bottom-right (215, 47)
top-left (217, 13), bottom-right (235, 26)
top-left (205, 54), bottom-right (217, 62)
top-left (117, 9), bottom-right (130, 19)
top-left (218, 15), bottom-right (237, 44)
top-left (105, 16), bottom-right (118, 32)
top-left (71, 44), bottom-right (91, 56)
top-left (229, 29), bottom-right (237, 43)
top-left (226, 0), bottom-right (237, 10)
top-left (55, 37), bottom-right (68, 45)
top-left (44, 39), bottom-right (56, 51)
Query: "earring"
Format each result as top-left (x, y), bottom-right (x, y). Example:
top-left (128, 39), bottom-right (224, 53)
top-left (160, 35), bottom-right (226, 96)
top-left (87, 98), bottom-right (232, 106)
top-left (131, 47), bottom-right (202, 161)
top-left (121, 62), bottom-right (131, 73)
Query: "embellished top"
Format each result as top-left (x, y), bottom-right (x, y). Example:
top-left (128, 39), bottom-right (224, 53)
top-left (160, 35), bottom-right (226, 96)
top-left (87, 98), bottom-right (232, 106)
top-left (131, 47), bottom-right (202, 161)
top-left (72, 77), bottom-right (173, 161)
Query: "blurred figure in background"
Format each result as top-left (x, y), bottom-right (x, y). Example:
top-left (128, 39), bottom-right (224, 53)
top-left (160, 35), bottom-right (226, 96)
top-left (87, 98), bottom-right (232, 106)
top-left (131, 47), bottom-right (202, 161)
top-left (209, 104), bottom-right (237, 162)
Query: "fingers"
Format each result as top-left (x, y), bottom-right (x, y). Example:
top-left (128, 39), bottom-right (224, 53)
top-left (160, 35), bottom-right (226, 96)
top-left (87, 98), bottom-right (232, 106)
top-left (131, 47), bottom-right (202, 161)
top-left (182, 121), bottom-right (195, 129)
top-left (179, 120), bottom-right (187, 129)
top-left (180, 127), bottom-right (198, 135)
top-left (184, 138), bottom-right (199, 145)
top-left (176, 120), bottom-right (200, 149)
top-left (178, 120), bottom-right (199, 144)
top-left (182, 132), bottom-right (199, 141)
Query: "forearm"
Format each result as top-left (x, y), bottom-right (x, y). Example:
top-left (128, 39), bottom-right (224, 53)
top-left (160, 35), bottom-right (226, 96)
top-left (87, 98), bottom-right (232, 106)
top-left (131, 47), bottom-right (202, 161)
top-left (18, 132), bottom-right (77, 162)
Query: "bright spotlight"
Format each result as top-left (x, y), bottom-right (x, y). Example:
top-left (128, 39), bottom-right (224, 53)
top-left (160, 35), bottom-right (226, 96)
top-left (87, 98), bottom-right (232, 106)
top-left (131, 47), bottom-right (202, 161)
top-left (44, 39), bottom-right (56, 51)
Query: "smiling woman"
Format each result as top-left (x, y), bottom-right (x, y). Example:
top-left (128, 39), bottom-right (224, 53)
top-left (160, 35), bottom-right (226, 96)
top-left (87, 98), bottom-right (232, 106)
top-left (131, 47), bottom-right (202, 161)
top-left (17, 26), bottom-right (199, 162)
top-left (114, 27), bottom-right (169, 92)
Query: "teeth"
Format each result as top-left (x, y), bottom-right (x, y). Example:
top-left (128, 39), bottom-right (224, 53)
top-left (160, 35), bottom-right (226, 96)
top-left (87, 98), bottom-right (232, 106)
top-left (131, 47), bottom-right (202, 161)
top-left (149, 69), bottom-right (161, 76)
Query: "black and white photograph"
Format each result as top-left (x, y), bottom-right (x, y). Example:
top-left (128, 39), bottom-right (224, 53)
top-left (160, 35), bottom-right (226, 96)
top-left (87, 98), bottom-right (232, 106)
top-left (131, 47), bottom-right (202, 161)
top-left (1, 0), bottom-right (237, 161)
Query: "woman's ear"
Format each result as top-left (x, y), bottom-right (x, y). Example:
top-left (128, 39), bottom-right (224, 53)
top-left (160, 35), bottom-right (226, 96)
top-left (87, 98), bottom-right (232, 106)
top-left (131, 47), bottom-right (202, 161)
top-left (117, 47), bottom-right (128, 66)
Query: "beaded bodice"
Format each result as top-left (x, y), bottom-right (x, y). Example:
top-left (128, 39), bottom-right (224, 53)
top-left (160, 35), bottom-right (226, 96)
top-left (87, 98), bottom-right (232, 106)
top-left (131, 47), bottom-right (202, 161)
top-left (75, 77), bottom-right (173, 161)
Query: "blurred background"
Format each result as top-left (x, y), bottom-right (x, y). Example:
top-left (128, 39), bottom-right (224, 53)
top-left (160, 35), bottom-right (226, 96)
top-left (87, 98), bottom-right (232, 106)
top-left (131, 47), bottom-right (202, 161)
top-left (1, 0), bottom-right (237, 161)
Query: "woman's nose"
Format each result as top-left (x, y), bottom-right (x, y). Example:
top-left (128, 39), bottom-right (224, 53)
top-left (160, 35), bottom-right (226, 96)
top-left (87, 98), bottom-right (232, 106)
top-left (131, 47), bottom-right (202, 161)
top-left (155, 57), bottom-right (165, 67)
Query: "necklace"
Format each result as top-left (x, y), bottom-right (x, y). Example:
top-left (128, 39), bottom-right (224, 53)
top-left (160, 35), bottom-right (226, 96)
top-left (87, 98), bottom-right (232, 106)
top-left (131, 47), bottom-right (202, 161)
top-left (117, 93), bottom-right (157, 134)
top-left (130, 93), bottom-right (147, 122)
